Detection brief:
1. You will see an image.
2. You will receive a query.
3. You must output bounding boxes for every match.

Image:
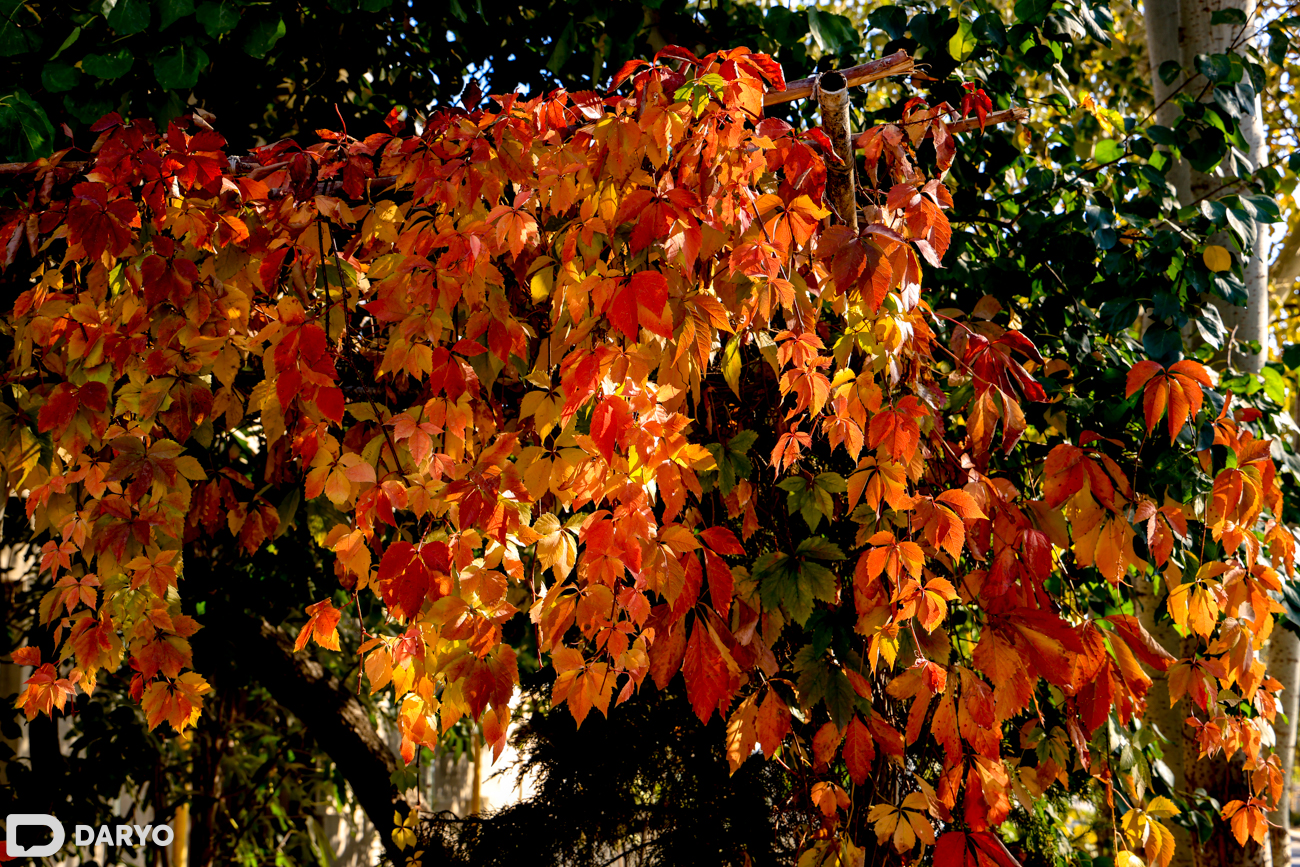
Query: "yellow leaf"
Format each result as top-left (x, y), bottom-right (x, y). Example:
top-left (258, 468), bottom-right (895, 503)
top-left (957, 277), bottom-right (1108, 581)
top-left (1203, 245), bottom-right (1232, 273)
top-left (530, 267), bottom-right (554, 302)
top-left (1118, 851), bottom-right (1146, 867)
top-left (1146, 796), bottom-right (1180, 818)
top-left (722, 335), bottom-right (742, 398)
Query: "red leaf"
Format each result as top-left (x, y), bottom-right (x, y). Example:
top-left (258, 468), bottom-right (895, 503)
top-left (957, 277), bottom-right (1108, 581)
top-left (383, 107), bottom-right (406, 134)
top-left (843, 714), bottom-right (876, 785)
top-left (703, 549), bottom-right (734, 617)
top-left (37, 384), bottom-right (80, 433)
top-left (611, 59), bottom-right (651, 91)
top-left (1105, 614), bottom-right (1176, 672)
top-left (1125, 360), bottom-right (1164, 398)
top-left (699, 526), bottom-right (744, 555)
top-left (682, 619), bottom-right (734, 723)
top-left (649, 618), bottom-right (688, 689)
top-left (606, 271), bottom-right (671, 341)
top-left (935, 831), bottom-right (1023, 867)
top-left (668, 551), bottom-right (703, 620)
top-left (754, 689), bottom-right (791, 758)
top-left (868, 409), bottom-right (920, 462)
top-left (315, 386), bottom-right (344, 424)
top-left (590, 394), bottom-right (634, 462)
top-left (259, 247), bottom-right (291, 290)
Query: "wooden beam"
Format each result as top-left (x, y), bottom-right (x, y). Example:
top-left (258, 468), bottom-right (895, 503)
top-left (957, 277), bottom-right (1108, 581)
top-left (943, 107), bottom-right (1028, 135)
top-left (764, 51), bottom-right (915, 107)
top-left (850, 108), bottom-right (1029, 144)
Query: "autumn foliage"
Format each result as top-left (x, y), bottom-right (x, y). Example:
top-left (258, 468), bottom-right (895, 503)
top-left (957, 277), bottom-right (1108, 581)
top-left (1, 44), bottom-right (1292, 864)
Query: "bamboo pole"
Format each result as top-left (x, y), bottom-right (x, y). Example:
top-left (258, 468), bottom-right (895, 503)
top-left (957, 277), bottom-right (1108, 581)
top-left (815, 70), bottom-right (857, 230)
top-left (765, 51), bottom-right (915, 107)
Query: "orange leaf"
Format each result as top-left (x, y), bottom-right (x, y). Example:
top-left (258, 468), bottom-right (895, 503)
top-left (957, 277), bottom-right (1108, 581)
top-left (843, 714), bottom-right (876, 785)
top-left (294, 599), bottom-right (342, 652)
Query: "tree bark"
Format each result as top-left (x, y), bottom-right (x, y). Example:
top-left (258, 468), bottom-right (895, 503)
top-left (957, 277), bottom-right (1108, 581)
top-left (1269, 403), bottom-right (1300, 867)
top-left (1142, 0), bottom-right (1273, 865)
top-left (1269, 628), bottom-right (1300, 867)
top-left (1138, 571), bottom-right (1197, 867)
top-left (816, 70), bottom-right (857, 231)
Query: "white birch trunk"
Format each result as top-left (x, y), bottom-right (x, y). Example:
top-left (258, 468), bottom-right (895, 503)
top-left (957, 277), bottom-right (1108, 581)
top-left (1142, 0), bottom-right (1273, 865)
top-left (1269, 628), bottom-right (1300, 867)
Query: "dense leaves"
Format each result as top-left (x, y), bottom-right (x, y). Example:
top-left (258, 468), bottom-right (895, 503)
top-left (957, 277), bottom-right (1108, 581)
top-left (1, 27), bottom-right (1293, 867)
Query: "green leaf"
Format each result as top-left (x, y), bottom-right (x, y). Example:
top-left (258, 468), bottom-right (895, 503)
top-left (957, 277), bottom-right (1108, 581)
top-left (795, 537), bottom-right (844, 561)
top-left (1193, 304), bottom-right (1225, 350)
top-left (83, 48), bottom-right (135, 80)
top-left (755, 552), bottom-right (807, 623)
top-left (800, 495), bottom-right (825, 532)
top-left (318, 259), bottom-right (358, 289)
top-left (1269, 29), bottom-right (1290, 66)
top-left (196, 0), bottom-right (242, 36)
top-left (0, 0), bottom-right (43, 56)
top-left (63, 91), bottom-right (115, 125)
top-left (814, 472), bottom-right (847, 494)
top-left (50, 26), bottom-right (82, 61)
top-left (1282, 343), bottom-right (1300, 371)
top-left (1142, 322), bottom-right (1182, 364)
top-left (1211, 271), bottom-right (1248, 306)
top-left (972, 13), bottom-right (1007, 49)
top-left (705, 443), bottom-right (733, 494)
top-left (777, 475), bottom-right (838, 531)
top-left (106, 0), bottom-right (152, 35)
top-left (807, 8), bottom-right (857, 54)
top-left (41, 63), bottom-right (83, 93)
top-left (159, 0), bottom-right (196, 30)
top-left (1210, 8), bottom-right (1247, 25)
top-left (0, 88), bottom-right (55, 162)
top-left (153, 44), bottom-right (210, 90)
top-left (1146, 124), bottom-right (1177, 146)
top-left (359, 0), bottom-right (393, 8)
top-left (1194, 53), bottom-right (1232, 82)
top-left (1224, 207), bottom-right (1256, 249)
top-left (1094, 139), bottom-right (1122, 163)
top-left (1012, 0), bottom-right (1052, 26)
top-left (727, 430), bottom-right (758, 455)
top-left (547, 19), bottom-right (575, 73)
top-left (755, 540), bottom-right (840, 627)
top-left (764, 7), bottom-right (808, 47)
top-left (722, 335), bottom-right (741, 397)
top-left (1241, 194), bottom-right (1281, 223)
top-left (1261, 366), bottom-right (1287, 406)
top-left (868, 6), bottom-right (908, 41)
top-left (948, 19), bottom-right (977, 60)
top-left (794, 646), bottom-right (856, 729)
top-left (1158, 60), bottom-right (1181, 86)
top-left (243, 16), bottom-right (286, 58)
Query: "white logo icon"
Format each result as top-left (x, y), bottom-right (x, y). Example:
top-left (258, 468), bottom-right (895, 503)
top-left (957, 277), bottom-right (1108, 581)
top-left (5, 813), bottom-right (65, 858)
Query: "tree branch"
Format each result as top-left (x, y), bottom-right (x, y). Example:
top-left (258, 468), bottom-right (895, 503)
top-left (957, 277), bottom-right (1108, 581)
top-left (194, 608), bottom-right (414, 864)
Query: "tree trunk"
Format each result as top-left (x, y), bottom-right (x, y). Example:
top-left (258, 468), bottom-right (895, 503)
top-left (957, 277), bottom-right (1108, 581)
top-left (1269, 404), bottom-right (1300, 867)
top-left (1269, 628), bottom-right (1300, 867)
top-left (1142, 0), bottom-right (1272, 865)
top-left (193, 609), bottom-right (415, 865)
top-left (1138, 572), bottom-right (1197, 867)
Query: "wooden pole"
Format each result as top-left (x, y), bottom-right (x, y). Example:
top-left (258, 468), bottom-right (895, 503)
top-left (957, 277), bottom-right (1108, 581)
top-left (816, 70), bottom-right (857, 231)
top-left (765, 51), bottom-right (915, 107)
